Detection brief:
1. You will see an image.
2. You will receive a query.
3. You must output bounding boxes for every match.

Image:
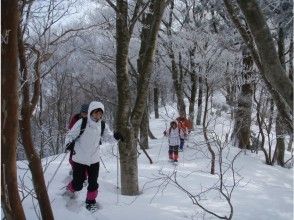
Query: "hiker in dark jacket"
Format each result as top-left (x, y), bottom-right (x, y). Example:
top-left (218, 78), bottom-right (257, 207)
top-left (64, 101), bottom-right (123, 211)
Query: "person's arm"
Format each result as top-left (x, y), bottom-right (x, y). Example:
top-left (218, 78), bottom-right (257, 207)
top-left (102, 123), bottom-right (124, 143)
top-left (65, 119), bottom-right (82, 145)
top-left (163, 129), bottom-right (169, 137)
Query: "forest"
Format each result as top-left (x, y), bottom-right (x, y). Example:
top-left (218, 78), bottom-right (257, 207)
top-left (1, 0), bottom-right (293, 219)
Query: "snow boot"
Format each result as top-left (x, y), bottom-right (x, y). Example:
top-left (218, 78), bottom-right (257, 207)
top-left (86, 199), bottom-right (98, 212)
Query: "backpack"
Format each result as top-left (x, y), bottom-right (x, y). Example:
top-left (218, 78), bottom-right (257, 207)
top-left (66, 118), bottom-right (105, 151)
top-left (68, 113), bottom-right (82, 129)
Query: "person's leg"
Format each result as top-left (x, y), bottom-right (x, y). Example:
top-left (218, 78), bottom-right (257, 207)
top-left (67, 162), bottom-right (86, 192)
top-left (69, 150), bottom-right (74, 172)
top-left (173, 145), bottom-right (179, 162)
top-left (85, 162), bottom-right (100, 204)
top-left (168, 145), bottom-right (174, 160)
top-left (179, 138), bottom-right (185, 151)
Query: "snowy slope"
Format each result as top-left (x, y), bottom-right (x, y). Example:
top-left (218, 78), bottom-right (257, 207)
top-left (17, 103), bottom-right (293, 220)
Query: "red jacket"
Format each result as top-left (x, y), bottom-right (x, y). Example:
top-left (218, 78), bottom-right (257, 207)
top-left (176, 117), bottom-right (192, 133)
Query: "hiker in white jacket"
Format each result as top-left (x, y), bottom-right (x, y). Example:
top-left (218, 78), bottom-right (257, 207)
top-left (64, 101), bottom-right (123, 211)
top-left (163, 121), bottom-right (185, 162)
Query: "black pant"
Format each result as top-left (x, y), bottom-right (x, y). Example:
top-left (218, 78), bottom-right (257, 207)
top-left (71, 161), bottom-right (100, 192)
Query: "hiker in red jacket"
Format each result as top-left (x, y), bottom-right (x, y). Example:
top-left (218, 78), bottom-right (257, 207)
top-left (176, 117), bottom-right (191, 151)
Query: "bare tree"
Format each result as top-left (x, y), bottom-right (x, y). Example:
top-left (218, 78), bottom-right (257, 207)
top-left (1, 1), bottom-right (26, 219)
top-left (203, 78), bottom-right (216, 174)
top-left (232, 48), bottom-right (253, 149)
top-left (155, 131), bottom-right (241, 220)
top-left (236, 0), bottom-right (293, 110)
top-left (223, 0), bottom-right (293, 132)
top-left (108, 0), bottom-right (168, 195)
top-left (274, 21), bottom-right (287, 166)
top-left (164, 0), bottom-right (187, 118)
top-left (18, 23), bottom-right (54, 220)
top-left (15, 0), bottom-right (87, 218)
top-left (188, 45), bottom-right (198, 128)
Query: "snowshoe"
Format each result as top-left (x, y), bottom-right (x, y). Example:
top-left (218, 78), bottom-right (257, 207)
top-left (86, 200), bottom-right (101, 213)
top-left (86, 202), bottom-right (99, 213)
top-left (62, 189), bottom-right (75, 199)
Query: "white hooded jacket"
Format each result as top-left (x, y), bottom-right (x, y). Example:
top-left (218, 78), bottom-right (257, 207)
top-left (164, 127), bottom-right (185, 146)
top-left (65, 101), bottom-right (114, 166)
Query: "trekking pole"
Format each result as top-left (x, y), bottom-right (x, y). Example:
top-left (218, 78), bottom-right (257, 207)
top-left (156, 135), bottom-right (165, 163)
top-left (116, 140), bottom-right (120, 204)
top-left (99, 156), bottom-right (110, 173)
top-left (47, 151), bottom-right (69, 189)
top-left (157, 123), bottom-right (168, 163)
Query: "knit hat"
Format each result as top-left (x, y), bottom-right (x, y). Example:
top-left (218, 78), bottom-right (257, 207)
top-left (80, 104), bottom-right (89, 113)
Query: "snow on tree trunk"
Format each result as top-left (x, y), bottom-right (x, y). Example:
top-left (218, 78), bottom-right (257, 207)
top-left (196, 76), bottom-right (203, 125)
top-left (224, 0), bottom-right (293, 132)
top-left (188, 46), bottom-right (197, 129)
top-left (232, 49), bottom-right (253, 149)
top-left (237, 0), bottom-right (293, 110)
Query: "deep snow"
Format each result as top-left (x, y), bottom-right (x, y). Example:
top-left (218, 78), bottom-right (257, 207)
top-left (17, 102), bottom-right (293, 220)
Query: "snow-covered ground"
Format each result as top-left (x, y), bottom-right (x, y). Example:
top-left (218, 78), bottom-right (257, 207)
top-left (17, 102), bottom-right (293, 220)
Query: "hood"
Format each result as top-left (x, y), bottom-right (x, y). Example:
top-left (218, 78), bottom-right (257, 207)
top-left (87, 101), bottom-right (105, 118)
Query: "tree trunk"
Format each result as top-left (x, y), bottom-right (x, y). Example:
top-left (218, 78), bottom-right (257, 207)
top-left (202, 79), bottom-right (215, 174)
top-left (137, 10), bottom-right (152, 151)
top-left (115, 0), bottom-right (167, 195)
top-left (1, 1), bottom-right (26, 219)
top-left (275, 25), bottom-right (286, 166)
top-left (275, 114), bottom-right (285, 166)
top-left (140, 105), bottom-right (149, 149)
top-left (289, 37), bottom-right (293, 82)
top-left (154, 87), bottom-right (159, 118)
top-left (115, 0), bottom-right (138, 195)
top-left (18, 23), bottom-right (54, 220)
top-left (287, 133), bottom-right (293, 152)
top-left (188, 46), bottom-right (197, 129)
top-left (253, 88), bottom-right (271, 164)
top-left (287, 33), bottom-right (293, 152)
top-left (167, 0), bottom-right (186, 118)
top-left (130, 0), bottom-right (168, 136)
top-left (267, 99), bottom-right (274, 161)
top-left (236, 0), bottom-right (293, 110)
top-left (196, 76), bottom-right (203, 125)
top-left (224, 0), bottom-right (293, 132)
top-left (232, 50), bottom-right (253, 149)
